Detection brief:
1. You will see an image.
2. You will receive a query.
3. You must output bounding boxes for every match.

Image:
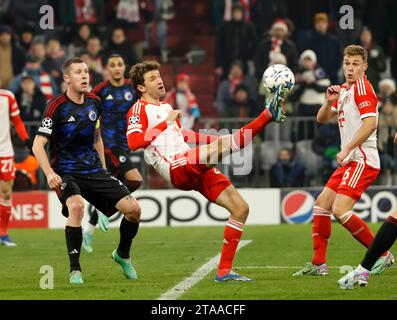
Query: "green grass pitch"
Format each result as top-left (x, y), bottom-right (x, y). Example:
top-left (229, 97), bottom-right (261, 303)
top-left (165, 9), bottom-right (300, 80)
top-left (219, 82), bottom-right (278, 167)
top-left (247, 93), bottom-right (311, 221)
top-left (0, 223), bottom-right (396, 300)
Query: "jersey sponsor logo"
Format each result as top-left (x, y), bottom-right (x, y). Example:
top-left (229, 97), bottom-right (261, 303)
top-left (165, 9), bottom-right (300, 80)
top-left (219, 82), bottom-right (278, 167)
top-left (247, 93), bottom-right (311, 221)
top-left (67, 115), bottom-right (76, 122)
top-left (41, 117), bottom-right (53, 128)
top-left (281, 190), bottom-right (314, 224)
top-left (124, 91), bottom-right (133, 101)
top-left (358, 101), bottom-right (371, 109)
top-left (60, 182), bottom-right (67, 190)
top-left (88, 110), bottom-right (97, 121)
top-left (119, 155), bottom-right (127, 163)
top-left (129, 115), bottom-right (140, 125)
top-left (105, 94), bottom-right (113, 100)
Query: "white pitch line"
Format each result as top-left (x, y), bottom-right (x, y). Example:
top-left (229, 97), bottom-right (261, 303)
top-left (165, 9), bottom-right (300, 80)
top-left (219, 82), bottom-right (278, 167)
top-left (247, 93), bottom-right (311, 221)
top-left (157, 240), bottom-right (252, 300)
top-left (235, 266), bottom-right (396, 269)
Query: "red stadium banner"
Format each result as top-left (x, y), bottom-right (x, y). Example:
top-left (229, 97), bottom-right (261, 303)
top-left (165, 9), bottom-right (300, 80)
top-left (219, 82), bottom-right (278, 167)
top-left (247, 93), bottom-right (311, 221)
top-left (9, 192), bottom-right (48, 228)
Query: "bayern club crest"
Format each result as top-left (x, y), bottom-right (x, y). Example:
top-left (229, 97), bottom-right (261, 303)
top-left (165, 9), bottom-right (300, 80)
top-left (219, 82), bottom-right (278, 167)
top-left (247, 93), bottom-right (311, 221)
top-left (281, 190), bottom-right (314, 224)
top-left (88, 110), bottom-right (97, 121)
top-left (124, 91), bottom-right (133, 101)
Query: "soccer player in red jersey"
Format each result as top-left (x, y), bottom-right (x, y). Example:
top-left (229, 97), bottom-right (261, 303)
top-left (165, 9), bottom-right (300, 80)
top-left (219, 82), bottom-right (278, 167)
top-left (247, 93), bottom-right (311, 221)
top-left (293, 45), bottom-right (394, 277)
top-left (0, 88), bottom-right (32, 246)
top-left (126, 60), bottom-right (286, 282)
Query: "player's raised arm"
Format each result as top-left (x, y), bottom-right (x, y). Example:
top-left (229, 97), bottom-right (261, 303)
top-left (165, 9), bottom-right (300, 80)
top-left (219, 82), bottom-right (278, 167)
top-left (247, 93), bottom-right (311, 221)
top-left (316, 85), bottom-right (340, 123)
top-left (32, 135), bottom-right (62, 189)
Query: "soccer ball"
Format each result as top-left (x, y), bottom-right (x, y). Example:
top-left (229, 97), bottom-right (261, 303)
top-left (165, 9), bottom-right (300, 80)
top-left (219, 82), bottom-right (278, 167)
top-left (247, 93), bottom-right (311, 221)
top-left (262, 64), bottom-right (295, 94)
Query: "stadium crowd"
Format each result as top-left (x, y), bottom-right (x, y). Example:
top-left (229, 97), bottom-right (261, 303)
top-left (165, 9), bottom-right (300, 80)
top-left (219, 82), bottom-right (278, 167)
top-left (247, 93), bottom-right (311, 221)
top-left (1, 0), bottom-right (397, 189)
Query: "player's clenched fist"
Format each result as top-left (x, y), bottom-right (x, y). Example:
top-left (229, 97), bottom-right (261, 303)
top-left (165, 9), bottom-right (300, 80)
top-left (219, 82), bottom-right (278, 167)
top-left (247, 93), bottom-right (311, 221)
top-left (166, 110), bottom-right (182, 125)
top-left (47, 171), bottom-right (62, 189)
top-left (326, 85), bottom-right (341, 105)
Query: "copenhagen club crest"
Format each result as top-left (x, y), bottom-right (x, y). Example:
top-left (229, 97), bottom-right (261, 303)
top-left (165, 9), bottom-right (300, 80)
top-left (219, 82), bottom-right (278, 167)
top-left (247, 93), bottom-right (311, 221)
top-left (89, 110), bottom-right (97, 121)
top-left (41, 117), bottom-right (53, 128)
top-left (129, 115), bottom-right (140, 125)
top-left (124, 91), bottom-right (133, 101)
top-left (281, 190), bottom-right (314, 224)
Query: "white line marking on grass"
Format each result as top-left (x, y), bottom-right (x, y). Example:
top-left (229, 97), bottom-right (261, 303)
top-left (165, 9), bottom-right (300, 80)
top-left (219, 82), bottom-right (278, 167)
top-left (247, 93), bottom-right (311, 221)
top-left (235, 266), bottom-right (396, 269)
top-left (158, 240), bottom-right (252, 300)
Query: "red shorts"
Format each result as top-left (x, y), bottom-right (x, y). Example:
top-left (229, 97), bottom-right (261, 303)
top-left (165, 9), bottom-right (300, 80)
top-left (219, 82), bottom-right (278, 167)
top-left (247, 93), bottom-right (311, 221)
top-left (325, 161), bottom-right (380, 201)
top-left (170, 148), bottom-right (232, 203)
top-left (0, 157), bottom-right (15, 181)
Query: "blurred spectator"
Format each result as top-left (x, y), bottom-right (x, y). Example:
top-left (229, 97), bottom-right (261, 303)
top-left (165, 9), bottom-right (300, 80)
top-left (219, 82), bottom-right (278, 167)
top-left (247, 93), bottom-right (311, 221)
top-left (164, 73), bottom-right (200, 130)
top-left (363, 0), bottom-right (391, 53)
top-left (17, 25), bottom-right (36, 53)
top-left (307, 13), bottom-right (342, 84)
top-left (0, 25), bottom-right (25, 88)
top-left (31, 40), bottom-right (60, 84)
top-left (290, 50), bottom-right (330, 139)
top-left (46, 37), bottom-right (67, 85)
top-left (223, 84), bottom-right (257, 118)
top-left (286, 0), bottom-right (331, 51)
top-left (270, 148), bottom-right (307, 187)
top-left (79, 51), bottom-right (103, 89)
top-left (14, 74), bottom-right (46, 129)
top-left (86, 36), bottom-right (104, 75)
top-left (74, 0), bottom-right (105, 25)
top-left (311, 117), bottom-right (340, 183)
top-left (117, 0), bottom-right (155, 61)
top-left (69, 23), bottom-right (93, 57)
top-left (250, 0), bottom-right (288, 38)
top-left (378, 79), bottom-right (397, 105)
top-left (215, 60), bottom-right (257, 115)
top-left (254, 18), bottom-right (298, 81)
top-left (358, 27), bottom-right (386, 92)
top-left (103, 26), bottom-right (138, 70)
top-left (215, 3), bottom-right (257, 79)
top-left (9, 54), bottom-right (58, 100)
top-left (151, 0), bottom-right (175, 62)
top-left (377, 99), bottom-right (397, 183)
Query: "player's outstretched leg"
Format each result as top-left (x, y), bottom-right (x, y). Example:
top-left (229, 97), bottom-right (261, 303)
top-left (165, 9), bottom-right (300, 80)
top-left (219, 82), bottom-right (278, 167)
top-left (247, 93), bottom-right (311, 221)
top-left (213, 186), bottom-right (252, 282)
top-left (111, 196), bottom-right (141, 280)
top-left (338, 215), bottom-right (397, 289)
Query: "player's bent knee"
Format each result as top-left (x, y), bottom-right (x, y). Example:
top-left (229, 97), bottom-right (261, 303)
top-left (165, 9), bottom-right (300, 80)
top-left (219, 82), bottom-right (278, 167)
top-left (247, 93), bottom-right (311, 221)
top-left (122, 200), bottom-right (141, 223)
top-left (67, 199), bottom-right (85, 219)
top-left (231, 200), bottom-right (249, 221)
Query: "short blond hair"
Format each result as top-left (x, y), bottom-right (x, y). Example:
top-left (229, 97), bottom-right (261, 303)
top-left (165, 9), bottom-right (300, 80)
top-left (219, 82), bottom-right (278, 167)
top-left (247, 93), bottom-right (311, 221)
top-left (344, 45), bottom-right (368, 63)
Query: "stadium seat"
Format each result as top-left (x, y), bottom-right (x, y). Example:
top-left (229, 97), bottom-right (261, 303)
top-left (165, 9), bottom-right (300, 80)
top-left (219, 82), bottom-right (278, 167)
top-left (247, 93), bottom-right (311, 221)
top-left (260, 141), bottom-right (294, 171)
top-left (295, 140), bottom-right (323, 186)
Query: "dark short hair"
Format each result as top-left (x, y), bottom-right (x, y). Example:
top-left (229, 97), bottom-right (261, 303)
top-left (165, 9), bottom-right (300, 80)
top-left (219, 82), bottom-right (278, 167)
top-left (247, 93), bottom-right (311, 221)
top-left (129, 60), bottom-right (161, 94)
top-left (105, 54), bottom-right (125, 66)
top-left (62, 57), bottom-right (86, 74)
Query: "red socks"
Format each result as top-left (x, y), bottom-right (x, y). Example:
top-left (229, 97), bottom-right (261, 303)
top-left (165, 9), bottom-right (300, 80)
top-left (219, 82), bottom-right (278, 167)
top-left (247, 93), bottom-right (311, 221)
top-left (311, 206), bottom-right (332, 265)
top-left (0, 199), bottom-right (12, 236)
top-left (230, 109), bottom-right (272, 151)
top-left (217, 218), bottom-right (244, 276)
top-left (338, 211), bottom-right (387, 256)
